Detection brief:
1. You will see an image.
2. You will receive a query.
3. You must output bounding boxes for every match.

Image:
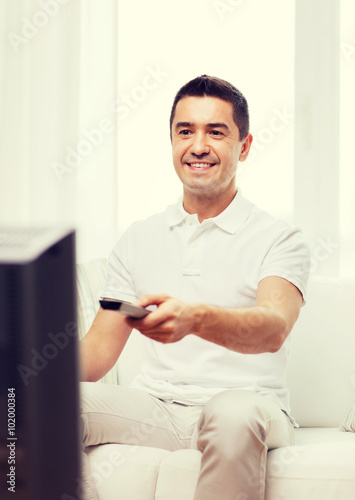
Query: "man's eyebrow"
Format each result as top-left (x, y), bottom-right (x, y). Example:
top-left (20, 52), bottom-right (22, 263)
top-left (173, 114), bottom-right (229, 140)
top-left (206, 122), bottom-right (230, 131)
top-left (175, 121), bottom-right (195, 130)
top-left (174, 121), bottom-right (230, 131)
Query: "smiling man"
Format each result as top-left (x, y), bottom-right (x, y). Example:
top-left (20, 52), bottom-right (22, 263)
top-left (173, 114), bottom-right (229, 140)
top-left (80, 76), bottom-right (310, 500)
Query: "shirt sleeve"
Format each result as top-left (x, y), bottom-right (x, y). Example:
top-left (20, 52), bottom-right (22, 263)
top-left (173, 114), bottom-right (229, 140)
top-left (102, 229), bottom-right (138, 303)
top-left (258, 226), bottom-right (311, 302)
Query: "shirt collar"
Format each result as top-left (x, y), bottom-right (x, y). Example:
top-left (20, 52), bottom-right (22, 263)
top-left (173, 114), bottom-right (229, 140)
top-left (165, 196), bottom-right (189, 227)
top-left (166, 189), bottom-right (253, 234)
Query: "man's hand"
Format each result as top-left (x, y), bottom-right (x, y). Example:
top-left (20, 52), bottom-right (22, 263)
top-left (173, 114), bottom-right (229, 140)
top-left (125, 294), bottom-right (201, 344)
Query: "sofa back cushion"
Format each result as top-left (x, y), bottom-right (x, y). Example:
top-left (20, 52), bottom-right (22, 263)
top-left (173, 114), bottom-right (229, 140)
top-left (286, 276), bottom-right (355, 427)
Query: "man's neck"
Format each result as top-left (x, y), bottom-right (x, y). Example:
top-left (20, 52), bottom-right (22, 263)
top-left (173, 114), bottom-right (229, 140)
top-left (182, 187), bottom-right (238, 223)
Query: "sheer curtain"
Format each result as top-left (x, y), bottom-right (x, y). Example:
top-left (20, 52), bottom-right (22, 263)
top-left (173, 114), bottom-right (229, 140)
top-left (0, 0), bottom-right (119, 262)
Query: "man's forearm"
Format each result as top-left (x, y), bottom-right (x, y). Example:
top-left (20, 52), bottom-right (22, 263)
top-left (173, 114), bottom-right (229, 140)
top-left (79, 336), bottom-right (116, 382)
top-left (193, 304), bottom-right (288, 354)
top-left (79, 308), bottom-right (133, 382)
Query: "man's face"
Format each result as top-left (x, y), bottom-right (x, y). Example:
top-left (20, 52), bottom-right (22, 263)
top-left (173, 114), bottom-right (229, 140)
top-left (171, 96), bottom-right (251, 201)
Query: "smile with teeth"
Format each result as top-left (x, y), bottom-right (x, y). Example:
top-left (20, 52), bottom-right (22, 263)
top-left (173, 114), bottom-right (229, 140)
top-left (187, 162), bottom-right (215, 169)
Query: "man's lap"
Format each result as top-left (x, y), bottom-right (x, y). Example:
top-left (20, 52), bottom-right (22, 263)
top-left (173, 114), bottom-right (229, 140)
top-left (80, 382), bottom-right (293, 453)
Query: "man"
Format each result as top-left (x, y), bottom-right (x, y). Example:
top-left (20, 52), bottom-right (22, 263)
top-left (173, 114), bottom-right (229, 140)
top-left (80, 75), bottom-right (310, 500)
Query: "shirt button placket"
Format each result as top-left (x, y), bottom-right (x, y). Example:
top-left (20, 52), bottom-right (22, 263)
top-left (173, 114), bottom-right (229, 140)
top-left (182, 224), bottom-right (203, 276)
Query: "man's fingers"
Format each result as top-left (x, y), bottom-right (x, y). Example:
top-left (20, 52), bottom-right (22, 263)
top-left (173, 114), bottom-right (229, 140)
top-left (128, 296), bottom-right (175, 329)
top-left (126, 308), bottom-right (169, 330)
top-left (135, 293), bottom-right (170, 308)
top-left (127, 295), bottom-right (189, 344)
top-left (140, 325), bottom-right (178, 343)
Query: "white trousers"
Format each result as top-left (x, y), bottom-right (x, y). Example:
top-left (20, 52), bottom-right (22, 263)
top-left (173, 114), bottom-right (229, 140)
top-left (80, 382), bottom-right (294, 500)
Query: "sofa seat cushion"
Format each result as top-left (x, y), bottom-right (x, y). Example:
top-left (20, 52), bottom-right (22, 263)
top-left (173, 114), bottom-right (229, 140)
top-left (154, 450), bottom-right (201, 500)
top-left (266, 427), bottom-right (355, 499)
top-left (87, 428), bottom-right (355, 500)
top-left (86, 444), bottom-right (172, 500)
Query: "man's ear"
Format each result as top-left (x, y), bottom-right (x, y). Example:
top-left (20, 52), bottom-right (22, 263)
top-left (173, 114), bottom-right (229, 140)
top-left (239, 133), bottom-right (253, 162)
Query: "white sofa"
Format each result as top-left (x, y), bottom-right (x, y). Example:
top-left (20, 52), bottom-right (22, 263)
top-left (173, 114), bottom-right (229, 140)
top-left (77, 259), bottom-right (355, 500)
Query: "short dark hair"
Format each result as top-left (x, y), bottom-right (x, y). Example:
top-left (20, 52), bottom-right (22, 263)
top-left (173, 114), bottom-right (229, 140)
top-left (169, 75), bottom-right (250, 140)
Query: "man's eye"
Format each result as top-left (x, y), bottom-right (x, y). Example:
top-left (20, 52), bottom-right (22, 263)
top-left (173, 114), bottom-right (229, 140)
top-left (210, 130), bottom-right (223, 137)
top-left (179, 130), bottom-right (192, 136)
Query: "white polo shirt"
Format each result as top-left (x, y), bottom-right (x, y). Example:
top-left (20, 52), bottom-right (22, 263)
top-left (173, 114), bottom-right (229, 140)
top-left (103, 191), bottom-right (310, 419)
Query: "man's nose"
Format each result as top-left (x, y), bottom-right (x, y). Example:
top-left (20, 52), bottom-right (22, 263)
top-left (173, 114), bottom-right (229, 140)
top-left (190, 132), bottom-right (210, 156)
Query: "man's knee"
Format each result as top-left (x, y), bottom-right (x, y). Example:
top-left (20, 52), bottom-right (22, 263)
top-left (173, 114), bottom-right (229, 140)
top-left (204, 390), bottom-right (267, 423)
top-left (198, 390), bottom-right (268, 449)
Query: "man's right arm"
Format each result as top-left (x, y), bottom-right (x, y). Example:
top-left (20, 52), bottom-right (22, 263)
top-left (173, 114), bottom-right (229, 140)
top-left (79, 307), bottom-right (132, 382)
